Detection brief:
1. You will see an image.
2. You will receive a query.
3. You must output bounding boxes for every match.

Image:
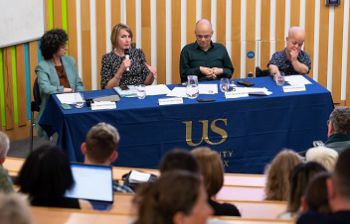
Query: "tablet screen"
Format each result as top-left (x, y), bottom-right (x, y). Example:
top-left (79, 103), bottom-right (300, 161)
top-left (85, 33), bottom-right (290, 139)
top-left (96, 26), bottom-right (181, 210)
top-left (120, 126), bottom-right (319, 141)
top-left (65, 163), bottom-right (113, 203)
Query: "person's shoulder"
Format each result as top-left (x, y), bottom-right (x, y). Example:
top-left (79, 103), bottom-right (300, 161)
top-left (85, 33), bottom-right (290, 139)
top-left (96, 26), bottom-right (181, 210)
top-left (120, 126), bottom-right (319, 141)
top-left (300, 50), bottom-right (311, 58)
top-left (36, 59), bottom-right (51, 71)
top-left (297, 211), bottom-right (327, 224)
top-left (182, 42), bottom-right (197, 50)
top-left (213, 42), bottom-right (226, 49)
top-left (62, 55), bottom-right (75, 64)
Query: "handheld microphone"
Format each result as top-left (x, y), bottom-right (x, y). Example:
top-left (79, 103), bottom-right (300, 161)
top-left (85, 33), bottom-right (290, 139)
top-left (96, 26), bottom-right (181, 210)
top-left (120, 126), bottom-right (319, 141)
top-left (124, 48), bottom-right (130, 72)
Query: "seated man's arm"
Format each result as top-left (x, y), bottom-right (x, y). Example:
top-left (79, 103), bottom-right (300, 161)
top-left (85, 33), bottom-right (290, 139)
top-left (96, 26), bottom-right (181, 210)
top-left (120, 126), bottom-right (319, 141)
top-left (268, 64), bottom-right (280, 77)
top-left (213, 48), bottom-right (234, 78)
top-left (290, 50), bottom-right (311, 74)
top-left (180, 48), bottom-right (201, 83)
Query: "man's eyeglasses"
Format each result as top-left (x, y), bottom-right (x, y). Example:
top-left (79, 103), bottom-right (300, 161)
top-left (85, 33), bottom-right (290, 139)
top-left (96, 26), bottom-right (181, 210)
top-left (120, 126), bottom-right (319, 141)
top-left (196, 34), bottom-right (211, 39)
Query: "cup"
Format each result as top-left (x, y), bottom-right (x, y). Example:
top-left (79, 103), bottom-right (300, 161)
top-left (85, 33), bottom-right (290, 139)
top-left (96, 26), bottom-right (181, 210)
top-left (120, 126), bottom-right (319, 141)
top-left (275, 72), bottom-right (285, 86)
top-left (229, 79), bottom-right (236, 92)
top-left (219, 78), bottom-right (230, 92)
top-left (136, 84), bottom-right (146, 99)
top-left (74, 92), bottom-right (85, 108)
top-left (186, 75), bottom-right (199, 99)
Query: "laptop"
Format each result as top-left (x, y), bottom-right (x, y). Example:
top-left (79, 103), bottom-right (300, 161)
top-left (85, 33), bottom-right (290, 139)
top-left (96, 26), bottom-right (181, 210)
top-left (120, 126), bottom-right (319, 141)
top-left (65, 163), bottom-right (114, 205)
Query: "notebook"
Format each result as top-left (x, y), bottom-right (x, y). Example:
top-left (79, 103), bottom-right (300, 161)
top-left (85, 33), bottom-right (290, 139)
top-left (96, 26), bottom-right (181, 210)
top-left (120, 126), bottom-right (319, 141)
top-left (65, 163), bottom-right (114, 203)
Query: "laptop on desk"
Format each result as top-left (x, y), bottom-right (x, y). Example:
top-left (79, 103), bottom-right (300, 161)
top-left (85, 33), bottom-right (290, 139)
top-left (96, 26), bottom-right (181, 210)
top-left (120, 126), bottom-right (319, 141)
top-left (65, 163), bottom-right (114, 210)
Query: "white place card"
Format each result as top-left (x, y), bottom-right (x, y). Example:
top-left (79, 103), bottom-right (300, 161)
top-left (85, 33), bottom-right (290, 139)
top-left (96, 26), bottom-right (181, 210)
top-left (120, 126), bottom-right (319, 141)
top-left (225, 92), bottom-right (249, 99)
top-left (166, 87), bottom-right (188, 98)
top-left (198, 84), bottom-right (218, 94)
top-left (283, 85), bottom-right (306, 92)
top-left (158, 97), bottom-right (184, 105)
top-left (91, 101), bottom-right (116, 110)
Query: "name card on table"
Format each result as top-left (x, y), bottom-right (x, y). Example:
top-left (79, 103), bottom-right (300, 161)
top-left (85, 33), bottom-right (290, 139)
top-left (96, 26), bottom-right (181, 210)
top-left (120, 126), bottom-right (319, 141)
top-left (91, 101), bottom-right (116, 110)
top-left (283, 85), bottom-right (306, 93)
top-left (158, 97), bottom-right (184, 105)
top-left (225, 92), bottom-right (249, 99)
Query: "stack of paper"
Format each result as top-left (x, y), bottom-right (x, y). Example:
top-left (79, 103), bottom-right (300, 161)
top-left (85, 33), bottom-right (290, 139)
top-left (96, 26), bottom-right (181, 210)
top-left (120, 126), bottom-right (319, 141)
top-left (56, 92), bottom-right (83, 104)
top-left (285, 75), bottom-right (311, 85)
top-left (128, 170), bottom-right (151, 183)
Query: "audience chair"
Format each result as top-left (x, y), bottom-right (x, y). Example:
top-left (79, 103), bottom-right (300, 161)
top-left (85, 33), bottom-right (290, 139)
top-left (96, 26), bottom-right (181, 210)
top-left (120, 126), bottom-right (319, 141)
top-left (255, 66), bottom-right (270, 77)
top-left (30, 78), bottom-right (41, 152)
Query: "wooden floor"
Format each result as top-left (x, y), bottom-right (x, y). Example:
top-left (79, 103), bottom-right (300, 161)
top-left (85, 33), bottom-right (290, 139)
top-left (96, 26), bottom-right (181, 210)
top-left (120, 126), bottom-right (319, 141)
top-left (4, 157), bottom-right (292, 223)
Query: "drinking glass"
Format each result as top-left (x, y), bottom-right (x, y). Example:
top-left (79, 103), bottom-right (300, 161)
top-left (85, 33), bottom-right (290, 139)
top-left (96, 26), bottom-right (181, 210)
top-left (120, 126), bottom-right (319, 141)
top-left (219, 78), bottom-right (230, 92)
top-left (74, 92), bottom-right (85, 108)
top-left (136, 84), bottom-right (146, 99)
top-left (186, 75), bottom-right (199, 99)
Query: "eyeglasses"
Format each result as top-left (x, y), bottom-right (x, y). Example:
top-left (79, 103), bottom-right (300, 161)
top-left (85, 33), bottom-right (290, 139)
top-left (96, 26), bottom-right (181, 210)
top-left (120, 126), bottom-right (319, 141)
top-left (196, 34), bottom-right (211, 39)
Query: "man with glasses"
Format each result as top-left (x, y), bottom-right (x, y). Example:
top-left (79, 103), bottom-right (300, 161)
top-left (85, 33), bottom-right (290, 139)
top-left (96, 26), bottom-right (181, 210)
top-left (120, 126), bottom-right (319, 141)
top-left (179, 19), bottom-right (233, 83)
top-left (268, 26), bottom-right (311, 77)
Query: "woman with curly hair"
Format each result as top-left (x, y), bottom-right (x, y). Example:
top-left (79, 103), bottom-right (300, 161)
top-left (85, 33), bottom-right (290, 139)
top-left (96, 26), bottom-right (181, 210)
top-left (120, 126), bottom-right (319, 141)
top-left (35, 28), bottom-right (84, 137)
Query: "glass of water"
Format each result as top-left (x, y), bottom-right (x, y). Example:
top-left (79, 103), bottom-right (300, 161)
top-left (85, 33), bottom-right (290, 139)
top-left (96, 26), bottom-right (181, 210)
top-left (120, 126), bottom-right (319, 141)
top-left (136, 84), bottom-right (146, 99)
top-left (219, 78), bottom-right (230, 92)
top-left (74, 92), bottom-right (85, 108)
top-left (186, 75), bottom-right (199, 99)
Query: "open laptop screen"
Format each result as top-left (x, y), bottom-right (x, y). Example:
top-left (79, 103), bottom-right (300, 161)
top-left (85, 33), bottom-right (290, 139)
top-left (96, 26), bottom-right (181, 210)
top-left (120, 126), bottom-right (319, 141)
top-left (65, 163), bottom-right (113, 203)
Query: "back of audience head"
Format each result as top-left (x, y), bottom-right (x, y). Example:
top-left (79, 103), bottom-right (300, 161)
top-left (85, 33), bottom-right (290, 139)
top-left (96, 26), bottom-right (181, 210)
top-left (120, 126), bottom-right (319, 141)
top-left (305, 146), bottom-right (338, 172)
top-left (0, 131), bottom-right (10, 164)
top-left (287, 161), bottom-right (327, 213)
top-left (159, 148), bottom-right (199, 174)
top-left (191, 147), bottom-right (224, 198)
top-left (328, 106), bottom-right (350, 137)
top-left (265, 149), bottom-right (303, 200)
top-left (0, 193), bottom-right (32, 224)
top-left (16, 144), bottom-right (74, 201)
top-left (328, 147), bottom-right (350, 211)
top-left (301, 172), bottom-right (331, 214)
top-left (81, 122), bottom-right (120, 165)
top-left (134, 170), bottom-right (213, 224)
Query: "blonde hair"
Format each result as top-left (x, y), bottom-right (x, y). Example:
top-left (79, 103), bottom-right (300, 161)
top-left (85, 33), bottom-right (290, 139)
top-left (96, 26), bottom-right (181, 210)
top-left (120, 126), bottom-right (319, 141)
top-left (191, 147), bottom-right (224, 197)
top-left (110, 23), bottom-right (133, 49)
top-left (306, 146), bottom-right (338, 172)
top-left (264, 149), bottom-right (303, 200)
top-left (0, 193), bottom-right (32, 224)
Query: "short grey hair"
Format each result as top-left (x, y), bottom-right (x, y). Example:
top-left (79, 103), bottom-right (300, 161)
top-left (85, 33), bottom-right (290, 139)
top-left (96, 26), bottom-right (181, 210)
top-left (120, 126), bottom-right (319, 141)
top-left (0, 193), bottom-right (32, 224)
top-left (329, 107), bottom-right (350, 135)
top-left (0, 131), bottom-right (10, 158)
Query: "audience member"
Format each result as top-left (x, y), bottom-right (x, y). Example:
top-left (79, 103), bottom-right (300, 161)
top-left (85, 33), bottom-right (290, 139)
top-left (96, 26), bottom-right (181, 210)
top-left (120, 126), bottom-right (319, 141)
top-left (0, 131), bottom-right (13, 193)
top-left (81, 122), bottom-right (133, 193)
top-left (101, 23), bottom-right (155, 89)
top-left (324, 106), bottom-right (350, 153)
top-left (264, 149), bottom-right (302, 201)
top-left (300, 172), bottom-right (331, 214)
top-left (179, 18), bottom-right (233, 83)
top-left (0, 192), bottom-right (32, 224)
top-left (268, 26), bottom-right (311, 76)
top-left (297, 147), bottom-right (350, 224)
top-left (192, 147), bottom-right (240, 216)
top-left (16, 144), bottom-right (91, 209)
top-left (133, 170), bottom-right (213, 224)
top-left (279, 161), bottom-right (326, 219)
top-left (36, 28), bottom-right (84, 137)
top-left (305, 146), bottom-right (338, 172)
top-left (159, 148), bottom-right (199, 174)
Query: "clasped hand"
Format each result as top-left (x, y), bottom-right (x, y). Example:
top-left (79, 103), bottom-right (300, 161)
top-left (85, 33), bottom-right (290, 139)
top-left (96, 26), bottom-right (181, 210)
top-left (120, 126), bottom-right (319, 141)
top-left (200, 66), bottom-right (223, 79)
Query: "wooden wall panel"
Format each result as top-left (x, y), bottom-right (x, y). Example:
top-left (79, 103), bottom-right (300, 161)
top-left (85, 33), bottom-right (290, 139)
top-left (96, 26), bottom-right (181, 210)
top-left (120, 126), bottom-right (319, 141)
top-left (202, 0), bottom-right (211, 20)
top-left (141, 0), bottom-right (151, 64)
top-left (96, 0), bottom-right (106, 88)
top-left (216, 0), bottom-right (226, 45)
top-left (275, 0), bottom-right (286, 51)
top-left (246, 0), bottom-right (256, 75)
top-left (53, 0), bottom-right (62, 28)
top-left (231, 0), bottom-right (241, 78)
top-left (290, 0), bottom-right (300, 27)
top-left (81, 0), bottom-right (92, 89)
top-left (347, 3), bottom-right (350, 105)
top-left (187, 0), bottom-right (196, 44)
top-left (15, 45), bottom-right (27, 127)
top-left (304, 0), bottom-right (315, 77)
top-left (156, 0), bottom-right (166, 84)
top-left (171, 0), bottom-right (181, 84)
top-left (332, 4), bottom-right (344, 104)
top-left (67, 0), bottom-right (78, 61)
top-left (317, 4), bottom-right (330, 87)
top-left (260, 0), bottom-right (270, 69)
top-left (3, 48), bottom-right (14, 130)
top-left (29, 42), bottom-right (38, 100)
top-left (111, 0), bottom-right (121, 28)
top-left (126, 0), bottom-right (136, 39)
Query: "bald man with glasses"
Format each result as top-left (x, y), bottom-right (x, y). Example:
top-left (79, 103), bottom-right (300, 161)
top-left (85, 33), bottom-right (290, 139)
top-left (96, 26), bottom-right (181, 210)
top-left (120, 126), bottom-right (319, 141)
top-left (179, 19), bottom-right (234, 83)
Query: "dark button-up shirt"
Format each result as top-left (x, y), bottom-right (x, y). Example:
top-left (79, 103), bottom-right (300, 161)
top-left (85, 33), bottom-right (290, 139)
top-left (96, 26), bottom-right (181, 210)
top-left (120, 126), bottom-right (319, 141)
top-left (268, 49), bottom-right (311, 75)
top-left (180, 42), bottom-right (234, 83)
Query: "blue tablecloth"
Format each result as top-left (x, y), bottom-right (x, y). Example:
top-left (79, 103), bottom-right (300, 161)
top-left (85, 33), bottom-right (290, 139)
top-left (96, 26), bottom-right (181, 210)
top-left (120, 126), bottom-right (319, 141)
top-left (39, 76), bottom-right (334, 173)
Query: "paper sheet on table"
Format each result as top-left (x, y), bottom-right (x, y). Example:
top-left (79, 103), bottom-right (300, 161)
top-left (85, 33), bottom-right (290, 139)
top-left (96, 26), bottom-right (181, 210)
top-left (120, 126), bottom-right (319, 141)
top-left (285, 75), bottom-right (312, 85)
top-left (129, 170), bottom-right (151, 183)
top-left (56, 93), bottom-right (83, 104)
top-left (198, 84), bottom-right (218, 94)
top-left (145, 84), bottom-right (171, 95)
top-left (166, 87), bottom-right (188, 97)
